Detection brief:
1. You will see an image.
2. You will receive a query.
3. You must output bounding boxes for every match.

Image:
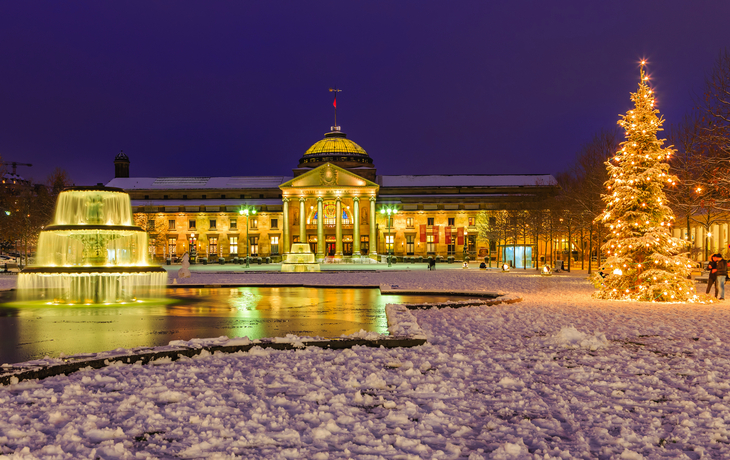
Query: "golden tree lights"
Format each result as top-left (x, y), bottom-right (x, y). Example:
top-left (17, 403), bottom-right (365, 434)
top-left (594, 61), bottom-right (700, 302)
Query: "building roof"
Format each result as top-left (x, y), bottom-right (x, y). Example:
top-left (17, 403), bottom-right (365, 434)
top-left (107, 176), bottom-right (293, 190)
top-left (304, 130), bottom-right (367, 156)
top-left (114, 150), bottom-right (129, 161)
top-left (377, 174), bottom-right (556, 188)
top-left (109, 174), bottom-right (557, 191)
top-left (131, 199), bottom-right (282, 207)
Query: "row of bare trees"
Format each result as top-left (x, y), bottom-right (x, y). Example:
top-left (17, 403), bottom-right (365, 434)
top-left (666, 50), bottom-right (730, 260)
top-left (475, 130), bottom-right (619, 273)
top-left (477, 50), bottom-right (730, 269)
top-left (0, 158), bottom-right (72, 266)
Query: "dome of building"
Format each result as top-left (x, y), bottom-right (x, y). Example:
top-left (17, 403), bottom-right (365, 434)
top-left (115, 150), bottom-right (129, 161)
top-left (304, 130), bottom-right (367, 157)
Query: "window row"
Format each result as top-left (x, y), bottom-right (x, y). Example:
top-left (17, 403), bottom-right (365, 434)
top-left (406, 217), bottom-right (476, 227)
top-left (165, 218), bottom-right (278, 231)
top-left (164, 235), bottom-right (280, 257)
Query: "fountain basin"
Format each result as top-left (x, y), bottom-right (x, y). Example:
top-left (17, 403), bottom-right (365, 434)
top-left (18, 185), bottom-right (167, 304)
top-left (18, 268), bottom-right (167, 304)
top-left (281, 243), bottom-right (320, 272)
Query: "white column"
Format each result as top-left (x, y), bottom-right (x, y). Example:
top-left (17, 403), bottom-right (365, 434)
top-left (369, 197), bottom-right (377, 256)
top-left (353, 197), bottom-right (360, 256)
top-left (317, 197), bottom-right (325, 258)
top-left (335, 197), bottom-right (343, 257)
top-left (282, 198), bottom-right (290, 254)
top-left (299, 198), bottom-right (306, 244)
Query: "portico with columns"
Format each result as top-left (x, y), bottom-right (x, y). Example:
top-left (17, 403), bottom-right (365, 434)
top-left (279, 163), bottom-right (379, 260)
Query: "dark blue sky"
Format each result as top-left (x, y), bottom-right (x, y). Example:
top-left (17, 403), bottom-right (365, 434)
top-left (1, 1), bottom-right (728, 185)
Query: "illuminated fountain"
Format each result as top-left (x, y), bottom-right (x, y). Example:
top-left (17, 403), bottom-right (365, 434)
top-left (281, 243), bottom-right (320, 272)
top-left (17, 185), bottom-right (167, 304)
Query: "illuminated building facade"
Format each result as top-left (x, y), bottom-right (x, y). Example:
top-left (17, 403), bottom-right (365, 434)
top-left (107, 126), bottom-right (558, 263)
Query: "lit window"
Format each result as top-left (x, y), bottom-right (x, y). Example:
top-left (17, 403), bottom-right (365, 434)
top-left (385, 235), bottom-right (394, 253)
top-left (271, 236), bottom-right (279, 255)
top-left (229, 236), bottom-right (238, 254)
top-left (406, 235), bottom-right (414, 255)
top-left (468, 217), bottom-right (476, 226)
top-left (361, 236), bottom-right (369, 254)
top-left (406, 217), bottom-right (414, 228)
top-left (208, 237), bottom-right (218, 255)
top-left (250, 236), bottom-right (259, 256)
top-left (427, 234), bottom-right (435, 253)
top-left (230, 219), bottom-right (237, 229)
top-left (167, 238), bottom-right (177, 256)
top-left (250, 218), bottom-right (258, 229)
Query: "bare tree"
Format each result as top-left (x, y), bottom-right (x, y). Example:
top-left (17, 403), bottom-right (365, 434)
top-left (557, 130), bottom-right (620, 272)
top-left (697, 50), bottom-right (730, 206)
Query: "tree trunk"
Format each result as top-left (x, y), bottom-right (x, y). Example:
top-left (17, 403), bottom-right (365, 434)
top-left (596, 225), bottom-right (601, 268)
top-left (580, 221), bottom-right (584, 271)
top-left (567, 221), bottom-right (571, 272)
top-left (550, 218), bottom-right (555, 267)
top-left (588, 223), bottom-right (593, 275)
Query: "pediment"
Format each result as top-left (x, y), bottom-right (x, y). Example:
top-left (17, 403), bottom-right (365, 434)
top-left (280, 163), bottom-right (378, 190)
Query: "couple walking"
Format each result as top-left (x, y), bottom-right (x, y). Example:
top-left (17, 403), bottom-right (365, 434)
top-left (706, 253), bottom-right (728, 300)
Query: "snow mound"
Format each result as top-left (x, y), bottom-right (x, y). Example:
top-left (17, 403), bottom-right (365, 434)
top-left (386, 304), bottom-right (426, 339)
top-left (490, 439), bottom-right (528, 459)
top-left (550, 326), bottom-right (607, 351)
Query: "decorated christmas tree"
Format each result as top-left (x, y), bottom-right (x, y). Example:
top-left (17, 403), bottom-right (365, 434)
top-left (594, 61), bottom-right (698, 302)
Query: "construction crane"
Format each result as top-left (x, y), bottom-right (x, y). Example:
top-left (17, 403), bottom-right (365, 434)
top-left (0, 162), bottom-right (32, 175)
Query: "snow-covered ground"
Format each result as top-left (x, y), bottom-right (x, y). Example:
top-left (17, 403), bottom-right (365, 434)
top-left (2, 269), bottom-right (730, 459)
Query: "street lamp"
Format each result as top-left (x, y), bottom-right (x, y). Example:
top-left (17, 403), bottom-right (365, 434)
top-left (240, 206), bottom-right (257, 268)
top-left (380, 206), bottom-right (397, 267)
top-left (707, 231), bottom-right (713, 260)
top-left (463, 228), bottom-right (468, 263)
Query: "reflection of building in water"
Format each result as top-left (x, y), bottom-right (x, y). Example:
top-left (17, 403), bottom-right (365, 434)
top-left (108, 125), bottom-right (557, 262)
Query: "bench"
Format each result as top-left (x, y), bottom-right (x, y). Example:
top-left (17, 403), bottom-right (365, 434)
top-left (2, 262), bottom-right (19, 273)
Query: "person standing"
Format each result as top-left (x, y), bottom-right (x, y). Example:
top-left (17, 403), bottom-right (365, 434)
top-left (717, 254), bottom-right (728, 300)
top-left (706, 253), bottom-right (721, 298)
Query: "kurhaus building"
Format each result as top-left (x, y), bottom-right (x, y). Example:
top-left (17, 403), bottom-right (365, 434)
top-left (107, 125), bottom-right (557, 264)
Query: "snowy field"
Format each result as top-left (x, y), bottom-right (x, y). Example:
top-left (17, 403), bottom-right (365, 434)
top-left (2, 268), bottom-right (730, 459)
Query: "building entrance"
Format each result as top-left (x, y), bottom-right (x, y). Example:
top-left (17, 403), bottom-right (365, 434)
top-left (326, 242), bottom-right (336, 256)
top-left (344, 242), bottom-right (353, 256)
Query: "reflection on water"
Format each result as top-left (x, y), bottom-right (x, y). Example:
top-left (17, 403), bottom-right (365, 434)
top-left (0, 287), bottom-right (452, 365)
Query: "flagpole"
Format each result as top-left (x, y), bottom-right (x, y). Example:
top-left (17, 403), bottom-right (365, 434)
top-left (329, 87), bottom-right (341, 129)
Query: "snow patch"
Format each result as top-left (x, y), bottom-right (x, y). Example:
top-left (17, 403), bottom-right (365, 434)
top-left (550, 326), bottom-right (608, 350)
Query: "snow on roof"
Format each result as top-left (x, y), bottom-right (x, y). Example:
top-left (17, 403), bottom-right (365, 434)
top-left (107, 176), bottom-right (293, 190)
top-left (131, 199), bottom-right (282, 207)
top-left (377, 174), bottom-right (556, 188)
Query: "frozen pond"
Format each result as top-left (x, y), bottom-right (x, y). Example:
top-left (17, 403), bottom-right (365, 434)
top-left (0, 286), bottom-right (452, 365)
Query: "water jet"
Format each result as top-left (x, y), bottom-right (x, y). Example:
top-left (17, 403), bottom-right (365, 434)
top-left (17, 185), bottom-right (167, 303)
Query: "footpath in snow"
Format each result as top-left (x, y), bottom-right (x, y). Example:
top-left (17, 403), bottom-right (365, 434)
top-left (2, 268), bottom-right (730, 459)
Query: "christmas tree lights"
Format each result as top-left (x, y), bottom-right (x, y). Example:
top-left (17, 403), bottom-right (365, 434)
top-left (594, 61), bottom-right (699, 302)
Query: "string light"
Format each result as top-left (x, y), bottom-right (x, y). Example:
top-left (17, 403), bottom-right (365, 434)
top-left (593, 61), bottom-right (702, 303)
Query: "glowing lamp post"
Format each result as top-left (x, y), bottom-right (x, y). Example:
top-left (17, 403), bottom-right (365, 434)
top-left (380, 206), bottom-right (397, 267)
top-left (463, 228), bottom-right (469, 263)
top-left (240, 206), bottom-right (257, 268)
top-left (706, 232), bottom-right (712, 261)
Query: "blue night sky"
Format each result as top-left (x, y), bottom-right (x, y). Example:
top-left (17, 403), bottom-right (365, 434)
top-left (0, 1), bottom-right (728, 185)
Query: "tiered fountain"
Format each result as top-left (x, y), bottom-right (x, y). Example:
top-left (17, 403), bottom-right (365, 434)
top-left (17, 185), bottom-right (167, 303)
top-left (280, 243), bottom-right (320, 272)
